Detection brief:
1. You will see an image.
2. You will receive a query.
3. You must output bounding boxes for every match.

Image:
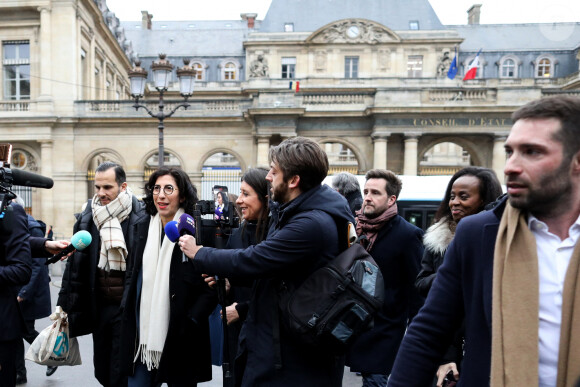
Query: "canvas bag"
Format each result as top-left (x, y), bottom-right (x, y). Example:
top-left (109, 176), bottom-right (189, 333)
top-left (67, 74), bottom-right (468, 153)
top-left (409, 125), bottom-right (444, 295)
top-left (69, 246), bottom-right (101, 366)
top-left (26, 306), bottom-right (82, 366)
top-left (277, 221), bottom-right (385, 355)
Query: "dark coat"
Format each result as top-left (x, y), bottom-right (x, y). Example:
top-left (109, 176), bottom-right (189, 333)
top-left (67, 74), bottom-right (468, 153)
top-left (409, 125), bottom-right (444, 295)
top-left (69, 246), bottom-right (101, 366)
top-left (387, 197), bottom-right (507, 387)
top-left (0, 204), bottom-right (32, 341)
top-left (192, 184), bottom-right (354, 387)
top-left (346, 214), bottom-right (424, 375)
top-left (18, 216), bottom-right (51, 321)
top-left (57, 195), bottom-right (147, 337)
top-left (120, 216), bottom-right (217, 385)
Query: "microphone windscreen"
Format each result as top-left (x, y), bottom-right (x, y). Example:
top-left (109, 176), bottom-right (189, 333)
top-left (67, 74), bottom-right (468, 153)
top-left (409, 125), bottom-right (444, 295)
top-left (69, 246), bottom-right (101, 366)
top-left (11, 168), bottom-right (54, 189)
top-left (165, 220), bottom-right (180, 242)
top-left (71, 230), bottom-right (92, 251)
top-left (177, 213), bottom-right (196, 236)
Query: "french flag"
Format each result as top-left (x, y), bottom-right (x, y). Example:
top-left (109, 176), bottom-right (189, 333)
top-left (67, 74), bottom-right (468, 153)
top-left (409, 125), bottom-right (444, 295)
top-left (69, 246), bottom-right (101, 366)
top-left (289, 81), bottom-right (300, 92)
top-left (463, 49), bottom-right (482, 81)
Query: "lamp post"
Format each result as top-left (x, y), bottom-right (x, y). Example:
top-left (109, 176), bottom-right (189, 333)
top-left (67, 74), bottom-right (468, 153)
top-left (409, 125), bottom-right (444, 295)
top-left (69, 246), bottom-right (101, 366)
top-left (128, 54), bottom-right (196, 167)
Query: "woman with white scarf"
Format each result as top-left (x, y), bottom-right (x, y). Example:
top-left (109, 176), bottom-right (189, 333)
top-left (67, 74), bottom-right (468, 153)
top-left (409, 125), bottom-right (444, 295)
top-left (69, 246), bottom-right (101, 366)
top-left (120, 167), bottom-right (217, 387)
top-left (415, 166), bottom-right (503, 387)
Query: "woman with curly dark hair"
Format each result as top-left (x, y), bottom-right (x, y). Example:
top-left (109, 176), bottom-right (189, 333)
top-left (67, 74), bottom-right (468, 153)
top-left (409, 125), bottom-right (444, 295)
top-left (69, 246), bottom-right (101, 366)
top-left (415, 166), bottom-right (503, 386)
top-left (120, 167), bottom-right (216, 387)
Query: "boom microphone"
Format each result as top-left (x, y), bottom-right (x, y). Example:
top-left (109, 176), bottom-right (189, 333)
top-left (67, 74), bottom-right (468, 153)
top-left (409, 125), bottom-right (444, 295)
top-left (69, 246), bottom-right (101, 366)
top-left (164, 220), bottom-right (180, 243)
top-left (45, 230), bottom-right (92, 265)
top-left (12, 168), bottom-right (54, 189)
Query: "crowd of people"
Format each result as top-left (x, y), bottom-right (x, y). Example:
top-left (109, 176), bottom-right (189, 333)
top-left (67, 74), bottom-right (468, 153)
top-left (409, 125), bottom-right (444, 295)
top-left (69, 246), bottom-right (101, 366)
top-left (1, 95), bottom-right (580, 387)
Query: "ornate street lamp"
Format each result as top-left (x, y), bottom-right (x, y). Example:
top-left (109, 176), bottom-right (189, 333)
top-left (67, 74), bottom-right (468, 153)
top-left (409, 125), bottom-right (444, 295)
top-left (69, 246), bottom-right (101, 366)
top-left (128, 54), bottom-right (196, 167)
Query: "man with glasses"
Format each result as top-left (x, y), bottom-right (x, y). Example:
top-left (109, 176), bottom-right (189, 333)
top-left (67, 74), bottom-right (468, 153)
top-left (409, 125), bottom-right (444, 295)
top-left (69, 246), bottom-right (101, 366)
top-left (57, 161), bottom-right (147, 387)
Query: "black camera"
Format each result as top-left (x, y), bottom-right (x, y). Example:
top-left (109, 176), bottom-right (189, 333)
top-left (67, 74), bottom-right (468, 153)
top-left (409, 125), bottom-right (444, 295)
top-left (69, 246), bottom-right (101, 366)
top-left (193, 185), bottom-right (239, 249)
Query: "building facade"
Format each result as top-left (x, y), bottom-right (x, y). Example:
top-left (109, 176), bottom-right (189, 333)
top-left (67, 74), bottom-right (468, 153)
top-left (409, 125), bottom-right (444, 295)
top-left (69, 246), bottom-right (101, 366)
top-left (1, 0), bottom-right (579, 236)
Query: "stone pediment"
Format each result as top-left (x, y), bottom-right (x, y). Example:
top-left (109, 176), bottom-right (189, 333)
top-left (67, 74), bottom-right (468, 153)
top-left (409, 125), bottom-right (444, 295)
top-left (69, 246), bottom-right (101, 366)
top-left (307, 19), bottom-right (401, 44)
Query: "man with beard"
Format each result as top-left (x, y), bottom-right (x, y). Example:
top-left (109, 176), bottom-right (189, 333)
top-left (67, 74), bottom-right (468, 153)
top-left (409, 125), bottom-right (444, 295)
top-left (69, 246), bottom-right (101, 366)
top-left (387, 95), bottom-right (580, 387)
top-left (179, 137), bottom-right (354, 387)
top-left (57, 161), bottom-right (147, 387)
top-left (345, 169), bottom-right (424, 386)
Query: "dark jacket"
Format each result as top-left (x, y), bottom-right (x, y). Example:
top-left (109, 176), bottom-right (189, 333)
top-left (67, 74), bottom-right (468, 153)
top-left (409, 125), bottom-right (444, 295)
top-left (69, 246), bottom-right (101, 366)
top-left (0, 204), bottom-right (32, 341)
top-left (415, 218), bottom-right (463, 368)
top-left (120, 216), bottom-right (217, 384)
top-left (18, 216), bottom-right (51, 321)
top-left (387, 197), bottom-right (508, 387)
top-left (346, 214), bottom-right (424, 375)
top-left (57, 195), bottom-right (147, 337)
top-left (192, 184), bottom-right (354, 387)
top-left (345, 190), bottom-right (363, 218)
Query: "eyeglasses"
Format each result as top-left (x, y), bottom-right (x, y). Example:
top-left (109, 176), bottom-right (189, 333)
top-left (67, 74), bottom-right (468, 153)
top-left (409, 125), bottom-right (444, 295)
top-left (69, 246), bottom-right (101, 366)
top-left (152, 185), bottom-right (178, 196)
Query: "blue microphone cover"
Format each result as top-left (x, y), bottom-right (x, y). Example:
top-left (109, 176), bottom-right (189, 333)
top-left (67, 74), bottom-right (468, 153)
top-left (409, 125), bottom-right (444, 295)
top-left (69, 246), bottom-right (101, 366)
top-left (71, 230), bottom-right (92, 251)
top-left (164, 220), bottom-right (180, 243)
top-left (177, 213), bottom-right (196, 236)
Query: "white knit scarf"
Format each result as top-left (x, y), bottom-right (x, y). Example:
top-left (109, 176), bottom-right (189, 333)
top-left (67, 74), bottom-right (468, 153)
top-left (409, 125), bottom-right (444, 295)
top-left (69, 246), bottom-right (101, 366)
top-left (135, 208), bottom-right (184, 371)
top-left (92, 188), bottom-right (133, 272)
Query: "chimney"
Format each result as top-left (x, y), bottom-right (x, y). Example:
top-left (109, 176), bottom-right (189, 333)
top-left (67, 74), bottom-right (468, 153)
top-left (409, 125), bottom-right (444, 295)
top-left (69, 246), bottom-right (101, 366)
top-left (241, 13), bottom-right (257, 29)
top-left (141, 11), bottom-right (153, 30)
top-left (467, 4), bottom-right (482, 25)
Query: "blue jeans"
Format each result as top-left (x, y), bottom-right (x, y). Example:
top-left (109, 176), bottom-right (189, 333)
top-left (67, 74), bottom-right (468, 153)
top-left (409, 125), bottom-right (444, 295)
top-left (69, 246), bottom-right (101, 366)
top-left (362, 373), bottom-right (388, 387)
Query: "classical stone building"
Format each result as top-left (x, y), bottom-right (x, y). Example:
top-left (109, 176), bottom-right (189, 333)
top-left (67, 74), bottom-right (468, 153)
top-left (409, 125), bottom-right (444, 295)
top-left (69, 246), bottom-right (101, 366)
top-left (1, 0), bottom-right (579, 236)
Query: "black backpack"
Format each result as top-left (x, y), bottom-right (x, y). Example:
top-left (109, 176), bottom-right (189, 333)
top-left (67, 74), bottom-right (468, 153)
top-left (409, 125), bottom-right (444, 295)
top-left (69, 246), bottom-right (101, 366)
top-left (276, 220), bottom-right (385, 355)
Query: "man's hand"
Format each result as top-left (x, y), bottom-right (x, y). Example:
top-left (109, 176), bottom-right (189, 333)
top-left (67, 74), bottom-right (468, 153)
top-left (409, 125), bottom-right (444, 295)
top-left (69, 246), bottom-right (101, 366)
top-left (223, 303), bottom-right (240, 325)
top-left (179, 235), bottom-right (202, 259)
top-left (45, 240), bottom-right (71, 257)
top-left (436, 362), bottom-right (459, 387)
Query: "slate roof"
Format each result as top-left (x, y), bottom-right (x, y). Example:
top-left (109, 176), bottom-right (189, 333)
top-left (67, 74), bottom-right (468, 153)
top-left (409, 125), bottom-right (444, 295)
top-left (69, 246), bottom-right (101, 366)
top-left (450, 23), bottom-right (580, 52)
top-left (259, 0), bottom-right (445, 32)
top-left (121, 20), bottom-right (260, 57)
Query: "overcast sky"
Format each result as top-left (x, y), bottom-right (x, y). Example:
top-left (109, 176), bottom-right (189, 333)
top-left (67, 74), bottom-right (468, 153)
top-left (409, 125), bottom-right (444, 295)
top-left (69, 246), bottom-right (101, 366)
top-left (105, 0), bottom-right (580, 25)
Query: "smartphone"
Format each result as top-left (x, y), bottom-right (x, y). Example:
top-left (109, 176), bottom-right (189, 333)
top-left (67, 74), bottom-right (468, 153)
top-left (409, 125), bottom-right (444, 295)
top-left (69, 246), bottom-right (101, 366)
top-left (0, 143), bottom-right (12, 167)
top-left (442, 370), bottom-right (457, 387)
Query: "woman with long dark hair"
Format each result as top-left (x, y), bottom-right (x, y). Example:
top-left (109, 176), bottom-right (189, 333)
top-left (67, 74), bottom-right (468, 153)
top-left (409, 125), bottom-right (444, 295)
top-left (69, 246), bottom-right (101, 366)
top-left (206, 167), bottom-right (270, 386)
top-left (120, 167), bottom-right (216, 387)
top-left (415, 166), bottom-right (503, 386)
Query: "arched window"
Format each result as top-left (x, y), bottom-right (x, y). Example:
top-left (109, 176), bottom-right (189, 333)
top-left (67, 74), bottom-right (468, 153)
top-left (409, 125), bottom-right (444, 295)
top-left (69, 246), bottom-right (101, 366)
top-left (192, 62), bottom-right (205, 81)
top-left (224, 62), bottom-right (236, 80)
top-left (323, 142), bottom-right (360, 174)
top-left (500, 58), bottom-right (517, 78)
top-left (420, 142), bottom-right (471, 176)
top-left (537, 58), bottom-right (552, 77)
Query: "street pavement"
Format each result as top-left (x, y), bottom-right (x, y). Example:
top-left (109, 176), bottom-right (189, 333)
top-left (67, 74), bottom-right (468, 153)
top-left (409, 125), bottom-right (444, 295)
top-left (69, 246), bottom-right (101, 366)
top-left (19, 276), bottom-right (363, 386)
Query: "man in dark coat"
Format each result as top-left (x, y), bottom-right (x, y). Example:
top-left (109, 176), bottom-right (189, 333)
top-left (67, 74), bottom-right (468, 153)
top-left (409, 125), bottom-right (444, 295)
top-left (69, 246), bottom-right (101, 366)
top-left (57, 162), bottom-right (147, 387)
top-left (332, 171), bottom-right (363, 217)
top-left (14, 208), bottom-right (55, 383)
top-left (0, 202), bottom-right (32, 387)
top-left (345, 169), bottom-right (424, 386)
top-left (388, 95), bottom-right (580, 386)
top-left (180, 137), bottom-right (354, 387)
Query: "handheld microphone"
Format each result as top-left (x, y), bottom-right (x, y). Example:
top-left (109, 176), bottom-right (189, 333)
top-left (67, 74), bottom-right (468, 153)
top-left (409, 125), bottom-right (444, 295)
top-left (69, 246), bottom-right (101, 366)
top-left (164, 220), bottom-right (180, 243)
top-left (45, 230), bottom-right (92, 265)
top-left (12, 168), bottom-right (54, 189)
top-left (215, 206), bottom-right (223, 219)
top-left (177, 213), bottom-right (196, 236)
top-left (177, 214), bottom-right (196, 262)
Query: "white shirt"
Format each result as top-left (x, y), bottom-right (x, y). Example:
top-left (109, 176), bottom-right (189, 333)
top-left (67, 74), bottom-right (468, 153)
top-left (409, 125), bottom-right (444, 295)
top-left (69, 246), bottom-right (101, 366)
top-left (528, 214), bottom-right (580, 387)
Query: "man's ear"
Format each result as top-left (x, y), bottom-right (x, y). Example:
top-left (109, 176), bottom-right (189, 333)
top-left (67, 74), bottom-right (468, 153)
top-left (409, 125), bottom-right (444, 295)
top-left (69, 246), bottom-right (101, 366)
top-left (388, 195), bottom-right (397, 207)
top-left (288, 175), bottom-right (300, 189)
top-left (121, 182), bottom-right (128, 191)
top-left (571, 150), bottom-right (580, 175)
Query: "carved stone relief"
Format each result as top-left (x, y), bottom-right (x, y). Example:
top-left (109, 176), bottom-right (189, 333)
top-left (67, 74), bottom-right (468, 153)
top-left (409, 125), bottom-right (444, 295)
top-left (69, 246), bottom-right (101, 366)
top-left (310, 20), bottom-right (398, 44)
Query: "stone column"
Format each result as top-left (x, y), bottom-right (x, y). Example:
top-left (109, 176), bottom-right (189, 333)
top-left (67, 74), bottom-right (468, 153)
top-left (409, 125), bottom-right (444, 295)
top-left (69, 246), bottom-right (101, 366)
top-left (39, 140), bottom-right (54, 226)
top-left (38, 7), bottom-right (52, 101)
top-left (190, 172), bottom-right (203, 194)
top-left (372, 135), bottom-right (388, 170)
top-left (492, 135), bottom-right (507, 182)
top-left (256, 136), bottom-right (270, 168)
top-left (403, 134), bottom-right (420, 176)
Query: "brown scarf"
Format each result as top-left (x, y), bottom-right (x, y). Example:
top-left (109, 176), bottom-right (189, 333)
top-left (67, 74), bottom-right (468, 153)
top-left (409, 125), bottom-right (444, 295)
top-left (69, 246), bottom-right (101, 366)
top-left (355, 203), bottom-right (398, 251)
top-left (491, 202), bottom-right (580, 386)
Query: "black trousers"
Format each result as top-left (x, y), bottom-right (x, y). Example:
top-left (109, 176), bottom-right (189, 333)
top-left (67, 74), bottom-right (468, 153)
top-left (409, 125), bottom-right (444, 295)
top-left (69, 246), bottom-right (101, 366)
top-left (15, 319), bottom-right (39, 376)
top-left (0, 339), bottom-right (20, 387)
top-left (93, 303), bottom-right (126, 387)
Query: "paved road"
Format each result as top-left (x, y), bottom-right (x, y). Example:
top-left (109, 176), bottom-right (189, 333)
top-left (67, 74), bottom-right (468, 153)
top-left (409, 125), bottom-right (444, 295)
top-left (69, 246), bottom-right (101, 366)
top-left (20, 276), bottom-right (363, 386)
